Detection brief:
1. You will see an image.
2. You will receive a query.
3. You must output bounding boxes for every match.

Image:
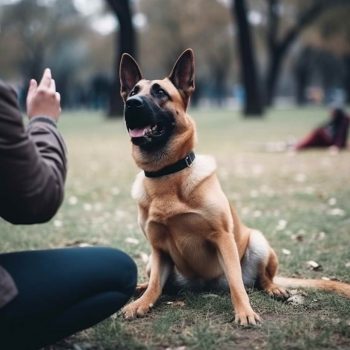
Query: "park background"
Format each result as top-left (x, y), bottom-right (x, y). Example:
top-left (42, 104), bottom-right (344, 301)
top-left (1, 0), bottom-right (350, 349)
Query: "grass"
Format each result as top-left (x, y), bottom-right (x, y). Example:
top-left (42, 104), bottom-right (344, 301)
top-left (1, 106), bottom-right (350, 349)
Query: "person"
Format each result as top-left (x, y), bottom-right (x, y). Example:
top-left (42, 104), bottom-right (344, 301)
top-left (0, 69), bottom-right (137, 349)
top-left (294, 107), bottom-right (350, 151)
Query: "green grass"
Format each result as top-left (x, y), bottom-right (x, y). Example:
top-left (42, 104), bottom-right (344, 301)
top-left (2, 107), bottom-right (350, 349)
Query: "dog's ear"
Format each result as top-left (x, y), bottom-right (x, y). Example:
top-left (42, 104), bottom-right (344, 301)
top-left (119, 53), bottom-right (143, 101)
top-left (169, 49), bottom-right (195, 107)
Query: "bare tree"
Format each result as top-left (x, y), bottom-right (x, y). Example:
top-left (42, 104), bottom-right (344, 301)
top-left (265, 0), bottom-right (349, 106)
top-left (105, 0), bottom-right (136, 117)
top-left (231, 0), bottom-right (264, 116)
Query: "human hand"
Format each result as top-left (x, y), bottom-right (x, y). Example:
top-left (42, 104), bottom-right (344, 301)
top-left (26, 68), bottom-right (61, 121)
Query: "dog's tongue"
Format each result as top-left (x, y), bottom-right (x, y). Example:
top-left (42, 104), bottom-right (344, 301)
top-left (128, 127), bottom-right (149, 138)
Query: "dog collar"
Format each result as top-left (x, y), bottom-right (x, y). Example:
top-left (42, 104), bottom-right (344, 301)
top-left (144, 151), bottom-right (195, 178)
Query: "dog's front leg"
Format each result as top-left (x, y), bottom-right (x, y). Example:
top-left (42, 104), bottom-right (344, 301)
top-left (122, 248), bottom-right (170, 319)
top-left (215, 232), bottom-right (261, 325)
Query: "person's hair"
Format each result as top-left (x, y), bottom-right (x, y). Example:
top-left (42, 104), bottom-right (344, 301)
top-left (331, 108), bottom-right (346, 128)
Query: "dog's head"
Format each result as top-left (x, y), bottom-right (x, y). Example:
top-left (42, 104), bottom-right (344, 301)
top-left (119, 49), bottom-right (196, 170)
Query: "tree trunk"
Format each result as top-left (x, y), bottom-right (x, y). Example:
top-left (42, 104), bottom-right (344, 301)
top-left (106, 0), bottom-right (136, 117)
top-left (232, 0), bottom-right (263, 117)
top-left (265, 48), bottom-right (283, 106)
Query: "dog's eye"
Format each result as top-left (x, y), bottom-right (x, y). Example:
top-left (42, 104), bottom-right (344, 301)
top-left (156, 88), bottom-right (166, 97)
top-left (129, 86), bottom-right (139, 96)
top-left (151, 84), bottom-right (170, 100)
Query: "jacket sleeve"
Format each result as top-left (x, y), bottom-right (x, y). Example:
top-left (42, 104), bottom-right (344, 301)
top-left (0, 81), bottom-right (67, 224)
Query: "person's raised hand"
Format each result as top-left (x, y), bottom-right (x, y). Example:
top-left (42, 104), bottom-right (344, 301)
top-left (26, 68), bottom-right (61, 121)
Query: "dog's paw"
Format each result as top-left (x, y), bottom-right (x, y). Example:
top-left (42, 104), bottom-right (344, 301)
top-left (122, 300), bottom-right (153, 320)
top-left (234, 310), bottom-right (262, 326)
top-left (265, 284), bottom-right (290, 300)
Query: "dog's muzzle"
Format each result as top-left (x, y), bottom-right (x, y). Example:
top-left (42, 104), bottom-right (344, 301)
top-left (124, 95), bottom-right (175, 149)
top-left (126, 96), bottom-right (144, 110)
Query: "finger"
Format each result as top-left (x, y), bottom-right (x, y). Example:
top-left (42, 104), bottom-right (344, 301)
top-left (27, 79), bottom-right (37, 100)
top-left (50, 78), bottom-right (56, 92)
top-left (55, 91), bottom-right (61, 103)
top-left (39, 68), bottom-right (52, 88)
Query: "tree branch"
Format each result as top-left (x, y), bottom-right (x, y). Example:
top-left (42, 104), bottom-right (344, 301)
top-left (278, 0), bottom-right (348, 55)
top-left (266, 0), bottom-right (279, 53)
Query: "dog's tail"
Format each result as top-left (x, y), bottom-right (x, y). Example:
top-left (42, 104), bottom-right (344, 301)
top-left (274, 276), bottom-right (350, 298)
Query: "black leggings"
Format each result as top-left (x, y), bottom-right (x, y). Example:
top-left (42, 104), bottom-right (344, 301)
top-left (0, 247), bottom-right (137, 350)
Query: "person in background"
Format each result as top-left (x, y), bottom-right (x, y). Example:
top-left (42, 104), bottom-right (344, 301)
top-left (0, 69), bottom-right (137, 350)
top-left (294, 107), bottom-right (350, 151)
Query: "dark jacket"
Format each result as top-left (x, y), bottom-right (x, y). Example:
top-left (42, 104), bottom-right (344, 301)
top-left (0, 81), bottom-right (67, 307)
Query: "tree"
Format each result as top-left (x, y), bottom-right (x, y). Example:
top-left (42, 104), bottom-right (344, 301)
top-left (139, 0), bottom-right (234, 106)
top-left (231, 0), bottom-right (264, 116)
top-left (0, 0), bottom-right (89, 107)
top-left (105, 0), bottom-right (136, 117)
top-left (264, 0), bottom-right (350, 106)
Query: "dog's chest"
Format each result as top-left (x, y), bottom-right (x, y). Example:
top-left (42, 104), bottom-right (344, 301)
top-left (147, 194), bottom-right (189, 223)
top-left (144, 201), bottom-right (222, 278)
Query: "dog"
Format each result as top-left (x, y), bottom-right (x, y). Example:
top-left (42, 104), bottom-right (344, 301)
top-left (119, 49), bottom-right (350, 325)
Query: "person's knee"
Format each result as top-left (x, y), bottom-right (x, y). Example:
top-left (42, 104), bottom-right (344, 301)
top-left (94, 247), bottom-right (137, 296)
top-left (114, 249), bottom-right (137, 296)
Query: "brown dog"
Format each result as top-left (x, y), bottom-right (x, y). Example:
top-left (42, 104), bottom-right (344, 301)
top-left (119, 49), bottom-right (350, 325)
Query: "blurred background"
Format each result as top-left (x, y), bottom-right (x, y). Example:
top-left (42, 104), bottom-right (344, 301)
top-left (0, 0), bottom-right (349, 117)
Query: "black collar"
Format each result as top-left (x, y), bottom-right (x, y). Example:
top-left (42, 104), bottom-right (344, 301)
top-left (144, 151), bottom-right (195, 178)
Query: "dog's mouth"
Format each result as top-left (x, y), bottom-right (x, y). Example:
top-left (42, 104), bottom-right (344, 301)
top-left (128, 122), bottom-right (166, 139)
top-left (124, 96), bottom-right (176, 151)
top-left (126, 115), bottom-right (175, 150)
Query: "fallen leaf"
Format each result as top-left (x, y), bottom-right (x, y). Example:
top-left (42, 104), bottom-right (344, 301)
top-left (287, 294), bottom-right (305, 306)
top-left (306, 260), bottom-right (323, 271)
top-left (65, 239), bottom-right (99, 247)
top-left (125, 237), bottom-right (139, 245)
top-left (328, 197), bottom-right (337, 206)
top-left (68, 196), bottom-right (78, 205)
top-left (166, 301), bottom-right (186, 307)
top-left (83, 203), bottom-right (92, 211)
top-left (322, 276), bottom-right (340, 281)
top-left (328, 208), bottom-right (345, 216)
top-left (253, 210), bottom-right (262, 218)
top-left (315, 231), bottom-right (326, 240)
top-left (53, 219), bottom-right (63, 228)
top-left (203, 293), bottom-right (220, 298)
top-left (289, 289), bottom-right (308, 297)
top-left (276, 219), bottom-right (288, 231)
top-left (137, 252), bottom-right (149, 263)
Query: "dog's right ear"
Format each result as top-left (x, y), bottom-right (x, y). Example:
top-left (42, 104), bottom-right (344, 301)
top-left (169, 49), bottom-right (195, 109)
top-left (119, 53), bottom-right (143, 101)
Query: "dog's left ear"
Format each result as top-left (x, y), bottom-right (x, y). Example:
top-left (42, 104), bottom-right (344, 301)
top-left (169, 49), bottom-right (195, 108)
top-left (119, 53), bottom-right (143, 102)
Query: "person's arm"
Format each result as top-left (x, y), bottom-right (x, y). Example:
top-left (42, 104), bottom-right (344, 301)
top-left (0, 69), bottom-right (67, 224)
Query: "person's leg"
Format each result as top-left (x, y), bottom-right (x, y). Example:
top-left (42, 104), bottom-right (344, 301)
top-left (0, 247), bottom-right (137, 350)
top-left (295, 127), bottom-right (332, 150)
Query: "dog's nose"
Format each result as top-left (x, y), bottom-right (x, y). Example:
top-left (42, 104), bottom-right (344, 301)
top-left (126, 96), bottom-right (144, 109)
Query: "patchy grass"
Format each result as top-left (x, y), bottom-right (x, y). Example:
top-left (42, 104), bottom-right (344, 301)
top-left (2, 107), bottom-right (350, 349)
